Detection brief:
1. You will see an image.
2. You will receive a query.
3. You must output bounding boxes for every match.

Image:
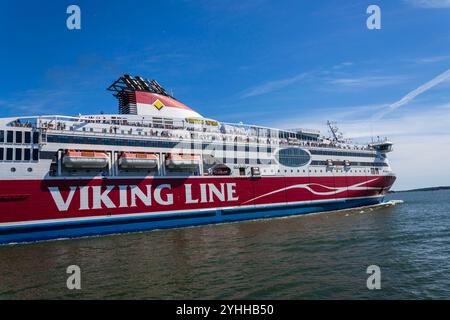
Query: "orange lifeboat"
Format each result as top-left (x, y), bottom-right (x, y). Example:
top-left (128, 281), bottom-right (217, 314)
top-left (165, 154), bottom-right (200, 169)
top-left (63, 150), bottom-right (109, 168)
top-left (119, 152), bottom-right (159, 169)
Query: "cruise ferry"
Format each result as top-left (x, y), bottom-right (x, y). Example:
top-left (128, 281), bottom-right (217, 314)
top-left (0, 75), bottom-right (396, 244)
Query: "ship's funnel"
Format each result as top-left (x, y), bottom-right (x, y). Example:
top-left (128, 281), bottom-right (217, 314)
top-left (107, 75), bottom-right (203, 118)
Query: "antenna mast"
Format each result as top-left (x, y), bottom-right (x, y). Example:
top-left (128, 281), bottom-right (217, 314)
top-left (327, 120), bottom-right (343, 142)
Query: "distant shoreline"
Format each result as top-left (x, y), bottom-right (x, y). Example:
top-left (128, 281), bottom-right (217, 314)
top-left (390, 186), bottom-right (450, 193)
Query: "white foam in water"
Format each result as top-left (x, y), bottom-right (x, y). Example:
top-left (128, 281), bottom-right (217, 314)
top-left (387, 200), bottom-right (404, 205)
top-left (317, 199), bottom-right (404, 217)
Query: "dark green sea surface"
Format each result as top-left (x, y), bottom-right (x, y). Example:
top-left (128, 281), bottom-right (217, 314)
top-left (1, 190), bottom-right (449, 299)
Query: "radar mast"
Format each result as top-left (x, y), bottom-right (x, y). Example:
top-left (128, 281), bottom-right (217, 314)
top-left (327, 120), bottom-right (344, 142)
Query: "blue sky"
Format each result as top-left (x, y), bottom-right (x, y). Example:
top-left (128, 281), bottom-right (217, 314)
top-left (0, 0), bottom-right (449, 189)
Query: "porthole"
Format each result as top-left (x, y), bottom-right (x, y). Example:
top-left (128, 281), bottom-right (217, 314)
top-left (27, 167), bottom-right (33, 172)
top-left (11, 167), bottom-right (16, 172)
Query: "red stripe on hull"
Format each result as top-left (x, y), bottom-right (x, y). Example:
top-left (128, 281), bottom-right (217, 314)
top-left (0, 176), bottom-right (396, 224)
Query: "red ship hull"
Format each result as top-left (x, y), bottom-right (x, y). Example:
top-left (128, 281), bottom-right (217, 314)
top-left (0, 175), bottom-right (395, 244)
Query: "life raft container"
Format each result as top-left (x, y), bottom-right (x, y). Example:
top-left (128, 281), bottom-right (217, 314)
top-left (62, 150), bottom-right (109, 168)
top-left (119, 152), bottom-right (159, 169)
top-left (165, 154), bottom-right (200, 169)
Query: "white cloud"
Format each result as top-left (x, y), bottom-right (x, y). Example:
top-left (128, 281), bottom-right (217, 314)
top-left (388, 134), bottom-right (450, 190)
top-left (412, 55), bottom-right (450, 64)
top-left (0, 89), bottom-right (73, 116)
top-left (239, 67), bottom-right (401, 99)
top-left (271, 103), bottom-right (450, 190)
top-left (239, 73), bottom-right (308, 98)
top-left (331, 61), bottom-right (354, 70)
top-left (374, 69), bottom-right (450, 119)
top-left (329, 76), bottom-right (407, 88)
top-left (405, 0), bottom-right (450, 8)
top-left (343, 106), bottom-right (450, 139)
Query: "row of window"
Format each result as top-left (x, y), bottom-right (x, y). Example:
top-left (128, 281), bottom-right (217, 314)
top-left (48, 135), bottom-right (183, 149)
top-left (46, 135), bottom-right (274, 153)
top-left (0, 147), bottom-right (39, 161)
top-left (46, 135), bottom-right (384, 163)
top-left (194, 158), bottom-right (385, 168)
top-left (0, 130), bottom-right (39, 144)
top-left (43, 135), bottom-right (388, 168)
top-left (203, 143), bottom-right (273, 153)
top-left (224, 158), bottom-right (273, 165)
top-left (309, 149), bottom-right (377, 158)
top-left (273, 168), bottom-right (377, 174)
top-left (278, 131), bottom-right (318, 141)
top-left (310, 160), bottom-right (388, 167)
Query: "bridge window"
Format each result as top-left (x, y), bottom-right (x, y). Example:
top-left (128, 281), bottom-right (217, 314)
top-left (16, 131), bottom-right (23, 144)
top-left (24, 149), bottom-right (31, 161)
top-left (6, 148), bottom-right (13, 160)
top-left (7, 131), bottom-right (13, 143)
top-left (32, 132), bottom-right (39, 144)
top-left (15, 148), bottom-right (22, 161)
top-left (32, 149), bottom-right (39, 161)
top-left (0, 130), bottom-right (4, 143)
top-left (25, 132), bottom-right (31, 143)
top-left (0, 147), bottom-right (3, 160)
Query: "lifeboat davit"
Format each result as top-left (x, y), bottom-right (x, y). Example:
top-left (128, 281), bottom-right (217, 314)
top-left (63, 150), bottom-right (109, 168)
top-left (119, 152), bottom-right (159, 169)
top-left (165, 154), bottom-right (200, 169)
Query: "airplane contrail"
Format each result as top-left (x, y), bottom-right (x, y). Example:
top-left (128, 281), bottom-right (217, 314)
top-left (374, 68), bottom-right (450, 120)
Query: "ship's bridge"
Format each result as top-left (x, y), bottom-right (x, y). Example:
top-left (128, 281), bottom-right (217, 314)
top-left (370, 140), bottom-right (393, 153)
top-left (107, 74), bottom-right (203, 119)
